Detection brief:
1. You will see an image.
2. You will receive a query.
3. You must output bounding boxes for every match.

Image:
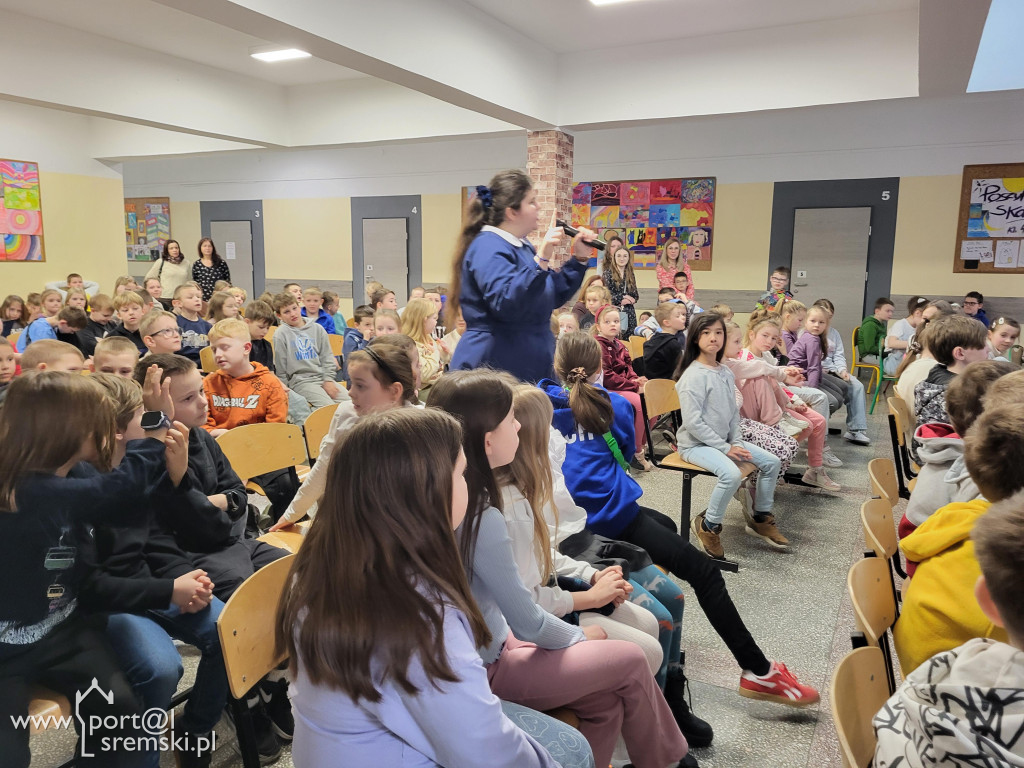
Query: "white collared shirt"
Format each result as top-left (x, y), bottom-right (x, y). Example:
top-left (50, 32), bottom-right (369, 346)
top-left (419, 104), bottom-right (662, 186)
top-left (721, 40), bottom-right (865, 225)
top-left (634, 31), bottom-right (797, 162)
top-left (481, 224), bottom-right (524, 248)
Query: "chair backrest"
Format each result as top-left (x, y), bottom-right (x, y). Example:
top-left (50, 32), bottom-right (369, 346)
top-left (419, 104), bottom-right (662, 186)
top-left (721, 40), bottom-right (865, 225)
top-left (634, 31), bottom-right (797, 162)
top-left (328, 334), bottom-right (344, 357)
top-left (304, 403), bottom-right (339, 460)
top-left (1012, 345), bottom-right (1023, 366)
top-left (848, 556), bottom-right (897, 646)
top-left (217, 423), bottom-right (308, 484)
top-left (886, 398), bottom-right (906, 448)
top-left (831, 646), bottom-right (890, 768)
top-left (217, 554), bottom-right (295, 700)
top-left (8, 331), bottom-right (21, 349)
top-left (264, 324), bottom-right (276, 342)
top-left (642, 378), bottom-right (681, 420)
top-left (851, 326), bottom-right (861, 364)
top-left (347, 317), bottom-right (357, 328)
top-left (199, 345), bottom-right (218, 374)
top-left (889, 396), bottom-right (916, 454)
top-left (861, 498), bottom-right (897, 560)
top-left (868, 457), bottom-right (898, 509)
top-left (626, 335), bottom-right (645, 360)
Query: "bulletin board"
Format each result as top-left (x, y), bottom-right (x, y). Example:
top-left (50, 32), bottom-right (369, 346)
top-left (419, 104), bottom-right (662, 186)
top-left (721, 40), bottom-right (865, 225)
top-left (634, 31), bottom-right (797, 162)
top-left (0, 159), bottom-right (45, 261)
top-left (570, 178), bottom-right (715, 270)
top-left (954, 163), bottom-right (1024, 274)
top-left (125, 197), bottom-right (171, 262)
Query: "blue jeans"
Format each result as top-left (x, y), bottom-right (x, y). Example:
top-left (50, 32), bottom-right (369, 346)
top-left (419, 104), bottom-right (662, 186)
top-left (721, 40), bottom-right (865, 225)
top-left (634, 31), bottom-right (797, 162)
top-left (629, 564), bottom-right (684, 688)
top-left (836, 373), bottom-right (867, 431)
top-left (682, 442), bottom-right (781, 526)
top-left (106, 599), bottom-right (229, 746)
top-left (500, 701), bottom-right (595, 768)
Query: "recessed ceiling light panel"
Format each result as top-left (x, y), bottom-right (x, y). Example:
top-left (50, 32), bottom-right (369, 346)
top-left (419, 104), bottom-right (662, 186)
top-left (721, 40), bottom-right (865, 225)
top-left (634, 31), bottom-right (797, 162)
top-left (249, 47), bottom-right (312, 63)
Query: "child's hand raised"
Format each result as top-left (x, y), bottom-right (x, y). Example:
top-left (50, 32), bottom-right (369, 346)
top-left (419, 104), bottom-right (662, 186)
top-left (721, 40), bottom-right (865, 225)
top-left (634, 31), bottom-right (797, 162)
top-left (142, 364), bottom-right (174, 418)
top-left (165, 421), bottom-right (190, 487)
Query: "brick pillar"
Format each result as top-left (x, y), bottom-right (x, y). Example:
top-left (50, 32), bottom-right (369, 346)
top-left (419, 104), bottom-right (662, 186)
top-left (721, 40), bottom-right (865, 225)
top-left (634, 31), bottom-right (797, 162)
top-left (527, 129), bottom-right (574, 260)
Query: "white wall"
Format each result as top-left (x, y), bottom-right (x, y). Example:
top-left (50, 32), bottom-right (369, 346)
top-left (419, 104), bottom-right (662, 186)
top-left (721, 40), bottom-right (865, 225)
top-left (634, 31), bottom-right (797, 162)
top-left (0, 101), bottom-right (122, 178)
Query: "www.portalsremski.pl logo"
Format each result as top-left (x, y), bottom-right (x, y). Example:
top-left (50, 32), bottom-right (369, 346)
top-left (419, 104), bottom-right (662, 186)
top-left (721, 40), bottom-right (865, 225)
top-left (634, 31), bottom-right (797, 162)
top-left (11, 678), bottom-right (216, 757)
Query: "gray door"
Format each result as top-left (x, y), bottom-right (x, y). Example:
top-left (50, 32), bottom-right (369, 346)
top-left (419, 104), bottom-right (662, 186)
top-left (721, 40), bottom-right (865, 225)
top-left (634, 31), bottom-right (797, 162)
top-left (362, 218), bottom-right (409, 305)
top-left (790, 207), bottom-right (872, 351)
top-left (210, 220), bottom-right (254, 302)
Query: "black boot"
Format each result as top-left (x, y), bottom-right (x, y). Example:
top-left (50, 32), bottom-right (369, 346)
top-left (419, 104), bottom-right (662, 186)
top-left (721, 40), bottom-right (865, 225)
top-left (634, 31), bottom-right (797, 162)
top-left (665, 668), bottom-right (714, 748)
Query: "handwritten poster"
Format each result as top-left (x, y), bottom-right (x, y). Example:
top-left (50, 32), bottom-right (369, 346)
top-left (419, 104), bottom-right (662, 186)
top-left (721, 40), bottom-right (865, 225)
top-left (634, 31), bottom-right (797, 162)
top-left (961, 241), bottom-right (992, 261)
top-left (995, 240), bottom-right (1021, 269)
top-left (969, 178), bottom-right (1024, 238)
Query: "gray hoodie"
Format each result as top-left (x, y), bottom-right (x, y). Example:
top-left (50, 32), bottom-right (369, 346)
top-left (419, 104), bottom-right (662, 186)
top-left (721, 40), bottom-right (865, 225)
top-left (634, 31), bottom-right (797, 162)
top-left (874, 637), bottom-right (1024, 767)
top-left (272, 318), bottom-right (335, 387)
top-left (905, 422), bottom-right (981, 529)
top-left (675, 361), bottom-right (740, 453)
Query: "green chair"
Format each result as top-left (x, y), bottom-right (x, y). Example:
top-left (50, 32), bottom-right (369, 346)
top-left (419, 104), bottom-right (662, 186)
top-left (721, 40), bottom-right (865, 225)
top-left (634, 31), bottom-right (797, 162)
top-left (851, 326), bottom-right (880, 396)
top-left (870, 336), bottom-right (899, 414)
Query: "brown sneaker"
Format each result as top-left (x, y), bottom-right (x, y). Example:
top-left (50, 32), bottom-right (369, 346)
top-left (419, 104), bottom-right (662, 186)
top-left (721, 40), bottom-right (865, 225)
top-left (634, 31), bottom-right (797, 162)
top-left (692, 511), bottom-right (725, 559)
top-left (744, 513), bottom-right (790, 549)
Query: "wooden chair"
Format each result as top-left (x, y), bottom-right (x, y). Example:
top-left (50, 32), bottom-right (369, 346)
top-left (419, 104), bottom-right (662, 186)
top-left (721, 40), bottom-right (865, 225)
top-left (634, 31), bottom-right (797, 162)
top-left (327, 334), bottom-right (344, 357)
top-left (889, 395), bottom-right (919, 473)
top-left (264, 324), bottom-right (276, 343)
top-left (847, 556), bottom-right (899, 693)
top-left (199, 345), bottom-right (218, 374)
top-left (347, 317), bottom-right (357, 328)
top-left (885, 398), bottom-right (916, 499)
top-left (217, 554), bottom-right (295, 768)
top-left (626, 335), bottom-right (645, 361)
top-left (870, 338), bottom-right (899, 414)
top-left (216, 423), bottom-right (308, 495)
top-left (8, 331), bottom-right (21, 350)
top-left (27, 686), bottom-right (71, 735)
top-left (258, 520), bottom-right (310, 554)
top-left (831, 646), bottom-right (890, 768)
top-left (1012, 344), bottom-right (1023, 366)
top-left (303, 403), bottom-right (339, 461)
top-left (868, 458), bottom-right (900, 509)
top-left (851, 326), bottom-right (880, 395)
top-left (641, 379), bottom-right (753, 572)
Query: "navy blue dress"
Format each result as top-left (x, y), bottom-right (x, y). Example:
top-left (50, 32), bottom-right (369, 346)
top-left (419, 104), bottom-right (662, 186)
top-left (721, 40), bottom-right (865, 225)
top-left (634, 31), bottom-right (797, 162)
top-left (450, 231), bottom-right (587, 382)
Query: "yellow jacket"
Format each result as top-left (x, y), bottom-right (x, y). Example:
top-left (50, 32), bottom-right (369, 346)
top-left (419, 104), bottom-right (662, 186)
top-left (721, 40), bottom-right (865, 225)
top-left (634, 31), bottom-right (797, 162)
top-left (893, 499), bottom-right (1007, 674)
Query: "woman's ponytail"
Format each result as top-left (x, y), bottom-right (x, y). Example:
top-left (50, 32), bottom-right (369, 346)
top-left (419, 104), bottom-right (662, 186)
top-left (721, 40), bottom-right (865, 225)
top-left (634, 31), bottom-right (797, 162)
top-left (555, 332), bottom-right (613, 435)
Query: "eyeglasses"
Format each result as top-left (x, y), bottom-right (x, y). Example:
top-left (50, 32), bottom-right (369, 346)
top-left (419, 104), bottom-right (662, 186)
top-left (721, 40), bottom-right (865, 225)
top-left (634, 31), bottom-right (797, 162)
top-left (963, 300), bottom-right (980, 306)
top-left (151, 328), bottom-right (181, 338)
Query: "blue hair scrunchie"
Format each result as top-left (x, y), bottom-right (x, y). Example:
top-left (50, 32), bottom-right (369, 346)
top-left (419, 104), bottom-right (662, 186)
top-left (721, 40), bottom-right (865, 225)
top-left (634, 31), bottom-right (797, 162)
top-left (475, 185), bottom-right (493, 209)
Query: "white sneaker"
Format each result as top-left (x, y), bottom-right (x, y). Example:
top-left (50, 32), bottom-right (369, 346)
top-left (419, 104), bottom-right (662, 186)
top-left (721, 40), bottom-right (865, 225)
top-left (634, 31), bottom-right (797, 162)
top-left (802, 466), bottom-right (841, 492)
top-left (821, 446), bottom-right (843, 468)
top-left (778, 413), bottom-right (810, 437)
top-left (843, 430), bottom-right (871, 446)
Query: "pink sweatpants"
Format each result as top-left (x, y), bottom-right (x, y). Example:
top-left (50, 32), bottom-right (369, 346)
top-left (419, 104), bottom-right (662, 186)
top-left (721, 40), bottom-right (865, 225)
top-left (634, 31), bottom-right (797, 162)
top-left (487, 632), bottom-right (686, 768)
top-left (738, 376), bottom-right (789, 426)
top-left (790, 405), bottom-right (826, 467)
top-left (611, 389), bottom-right (646, 454)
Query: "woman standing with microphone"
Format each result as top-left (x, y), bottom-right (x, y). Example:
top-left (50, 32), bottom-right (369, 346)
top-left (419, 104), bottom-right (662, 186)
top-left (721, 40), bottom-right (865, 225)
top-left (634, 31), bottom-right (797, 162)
top-left (448, 170), bottom-right (599, 382)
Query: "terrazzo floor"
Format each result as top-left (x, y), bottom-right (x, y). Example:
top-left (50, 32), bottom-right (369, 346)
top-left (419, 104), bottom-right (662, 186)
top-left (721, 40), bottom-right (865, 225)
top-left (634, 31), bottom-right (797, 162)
top-left (28, 400), bottom-right (898, 768)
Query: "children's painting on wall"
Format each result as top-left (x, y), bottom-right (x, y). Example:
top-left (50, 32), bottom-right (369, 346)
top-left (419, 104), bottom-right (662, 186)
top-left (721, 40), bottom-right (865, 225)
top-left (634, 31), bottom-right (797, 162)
top-left (571, 177), bottom-right (715, 270)
top-left (125, 197), bottom-right (171, 261)
top-left (0, 160), bottom-right (45, 261)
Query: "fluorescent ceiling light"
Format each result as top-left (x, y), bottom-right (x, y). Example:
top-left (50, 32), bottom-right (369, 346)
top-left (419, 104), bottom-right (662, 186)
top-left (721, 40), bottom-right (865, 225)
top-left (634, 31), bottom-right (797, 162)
top-left (249, 47), bottom-right (311, 62)
top-left (589, 0), bottom-right (644, 5)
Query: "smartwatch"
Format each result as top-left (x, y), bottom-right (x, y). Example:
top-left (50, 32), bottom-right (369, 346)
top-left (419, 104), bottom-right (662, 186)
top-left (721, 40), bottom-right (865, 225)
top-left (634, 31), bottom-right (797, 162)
top-left (140, 411), bottom-right (172, 431)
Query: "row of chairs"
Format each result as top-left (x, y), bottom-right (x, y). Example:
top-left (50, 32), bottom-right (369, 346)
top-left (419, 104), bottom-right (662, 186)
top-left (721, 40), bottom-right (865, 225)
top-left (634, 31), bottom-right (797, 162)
top-left (832, 457), bottom-right (908, 767)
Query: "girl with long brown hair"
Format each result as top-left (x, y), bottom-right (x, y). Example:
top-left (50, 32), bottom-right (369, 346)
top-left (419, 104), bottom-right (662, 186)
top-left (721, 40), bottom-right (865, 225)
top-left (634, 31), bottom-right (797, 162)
top-left (429, 369), bottom-right (688, 768)
top-left (275, 408), bottom-right (578, 768)
top-left (603, 246), bottom-right (640, 335)
top-left (447, 169), bottom-right (598, 382)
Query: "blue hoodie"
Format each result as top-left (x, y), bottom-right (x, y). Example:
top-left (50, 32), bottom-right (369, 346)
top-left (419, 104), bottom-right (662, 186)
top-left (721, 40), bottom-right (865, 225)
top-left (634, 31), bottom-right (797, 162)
top-left (301, 307), bottom-right (337, 335)
top-left (539, 379), bottom-right (641, 537)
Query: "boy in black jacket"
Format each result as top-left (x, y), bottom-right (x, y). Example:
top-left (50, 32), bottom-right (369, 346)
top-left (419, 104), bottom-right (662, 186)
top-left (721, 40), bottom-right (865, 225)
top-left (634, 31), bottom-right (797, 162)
top-left (133, 355), bottom-right (291, 758)
top-left (644, 301), bottom-right (689, 380)
top-left (80, 373), bottom-right (225, 767)
top-left (243, 300), bottom-right (277, 373)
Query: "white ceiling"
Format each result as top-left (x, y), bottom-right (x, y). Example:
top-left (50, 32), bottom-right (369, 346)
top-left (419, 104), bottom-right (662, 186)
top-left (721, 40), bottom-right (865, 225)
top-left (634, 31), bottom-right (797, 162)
top-left (0, 0), bottom-right (367, 86)
top-left (462, 0), bottom-right (919, 53)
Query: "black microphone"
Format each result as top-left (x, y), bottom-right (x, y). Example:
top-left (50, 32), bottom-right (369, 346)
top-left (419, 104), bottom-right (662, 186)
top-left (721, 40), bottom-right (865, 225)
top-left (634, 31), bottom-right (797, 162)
top-left (556, 220), bottom-right (606, 251)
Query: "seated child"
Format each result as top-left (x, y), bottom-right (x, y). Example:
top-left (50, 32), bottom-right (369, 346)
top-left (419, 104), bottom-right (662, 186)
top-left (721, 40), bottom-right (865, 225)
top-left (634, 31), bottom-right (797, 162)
top-left (442, 310), bottom-right (466, 358)
top-left (894, 400), bottom-right (1024, 674)
top-left (401, 297), bottom-right (447, 398)
top-left (93, 336), bottom-right (142, 378)
top-left (643, 300), bottom-right (688, 380)
top-left (875, 491), bottom-right (1024, 765)
top-left (77, 293), bottom-right (115, 357)
top-left (63, 288), bottom-right (89, 313)
top-left (0, 337), bottom-right (15, 402)
top-left (322, 290), bottom-right (344, 330)
top-left (19, 340), bottom-right (85, 372)
top-left (1, 294), bottom-right (28, 337)
top-left (895, 301), bottom-right (956, 414)
top-left (638, 311), bottom-right (652, 325)
top-left (635, 288), bottom-right (677, 339)
top-left (988, 316), bottom-right (1020, 361)
top-left (243, 300), bottom-right (276, 371)
top-left (963, 290), bottom-right (989, 327)
top-left (570, 276), bottom-right (604, 324)
top-left (554, 312), bottom-right (579, 338)
top-left (24, 292), bottom-right (42, 323)
top-left (370, 287), bottom-right (398, 312)
top-left (373, 308), bottom-right (401, 337)
top-left (814, 299), bottom-right (870, 446)
top-left (755, 266), bottom-right (793, 312)
top-left (592, 305), bottom-right (650, 470)
top-left (273, 292), bottom-right (349, 416)
top-left (300, 287), bottom-right (336, 335)
top-left (857, 297), bottom-right (893, 365)
top-left (44, 272), bottom-right (100, 301)
top-left (710, 303), bottom-right (733, 322)
top-left (173, 282), bottom-right (212, 363)
top-left (204, 291), bottom-right (239, 323)
top-left (672, 272), bottom-right (700, 309)
top-left (577, 284), bottom-right (611, 331)
top-left (901, 360), bottom-right (1014, 539)
top-left (914, 314), bottom-right (989, 429)
top-left (341, 304), bottom-right (374, 385)
top-left (15, 305), bottom-right (87, 352)
top-left (283, 282), bottom-right (303, 302)
top-left (883, 296), bottom-right (928, 375)
top-left (106, 291), bottom-right (147, 356)
top-left (203, 318), bottom-right (287, 437)
top-left (140, 310), bottom-right (183, 357)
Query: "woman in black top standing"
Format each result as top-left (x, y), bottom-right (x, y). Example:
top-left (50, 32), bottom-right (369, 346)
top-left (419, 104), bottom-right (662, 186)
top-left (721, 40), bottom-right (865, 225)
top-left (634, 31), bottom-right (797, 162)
top-left (191, 237), bottom-right (231, 302)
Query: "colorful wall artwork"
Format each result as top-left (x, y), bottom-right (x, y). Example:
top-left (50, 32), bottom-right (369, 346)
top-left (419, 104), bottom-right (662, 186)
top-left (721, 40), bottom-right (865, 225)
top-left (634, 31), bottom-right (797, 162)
top-left (125, 197), bottom-right (171, 261)
top-left (954, 163), bottom-right (1024, 274)
top-left (0, 160), bottom-right (45, 261)
top-left (571, 177), bottom-right (715, 270)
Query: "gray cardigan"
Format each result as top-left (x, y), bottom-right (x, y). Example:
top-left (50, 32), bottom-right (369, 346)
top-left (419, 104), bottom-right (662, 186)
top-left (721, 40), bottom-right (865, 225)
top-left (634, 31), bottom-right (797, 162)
top-left (675, 361), bottom-right (741, 453)
top-left (467, 506), bottom-right (585, 664)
